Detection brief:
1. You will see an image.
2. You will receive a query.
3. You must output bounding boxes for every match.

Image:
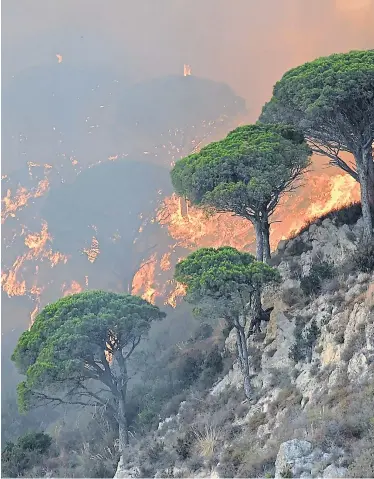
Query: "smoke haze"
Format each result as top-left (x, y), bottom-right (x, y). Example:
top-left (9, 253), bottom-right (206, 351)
top-left (1, 0), bottom-right (374, 449)
top-left (3, 0), bottom-right (374, 117)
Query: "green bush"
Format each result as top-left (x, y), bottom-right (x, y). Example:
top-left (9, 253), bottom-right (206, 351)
top-left (176, 353), bottom-right (204, 386)
top-left (289, 318), bottom-right (319, 363)
top-left (1, 431), bottom-right (52, 477)
top-left (204, 346), bottom-right (223, 374)
top-left (353, 240), bottom-right (374, 273)
top-left (300, 261), bottom-right (335, 296)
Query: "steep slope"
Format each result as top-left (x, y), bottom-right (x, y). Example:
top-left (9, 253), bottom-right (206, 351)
top-left (115, 207), bottom-right (374, 479)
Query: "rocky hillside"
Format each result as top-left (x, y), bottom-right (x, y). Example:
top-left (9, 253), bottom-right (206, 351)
top-left (115, 205), bottom-right (374, 479)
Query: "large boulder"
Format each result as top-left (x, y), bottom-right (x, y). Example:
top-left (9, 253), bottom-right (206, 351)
top-left (323, 464), bottom-right (347, 478)
top-left (275, 439), bottom-right (313, 478)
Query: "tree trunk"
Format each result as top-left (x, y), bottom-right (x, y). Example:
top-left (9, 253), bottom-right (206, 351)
top-left (234, 320), bottom-right (251, 400)
top-left (262, 216), bottom-right (271, 263)
top-left (114, 350), bottom-right (130, 455)
top-left (367, 153), bottom-right (374, 211)
top-left (356, 150), bottom-right (373, 242)
top-left (253, 220), bottom-right (264, 262)
top-left (118, 396), bottom-right (129, 455)
top-left (248, 288), bottom-right (262, 334)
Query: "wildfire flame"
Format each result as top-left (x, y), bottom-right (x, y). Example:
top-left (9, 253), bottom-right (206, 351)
top-left (1, 220), bottom-right (68, 325)
top-left (139, 167), bottom-right (361, 308)
top-left (131, 253), bottom-right (159, 304)
top-left (1, 178), bottom-right (50, 223)
top-left (56, 54), bottom-right (63, 63)
top-left (83, 237), bottom-right (100, 263)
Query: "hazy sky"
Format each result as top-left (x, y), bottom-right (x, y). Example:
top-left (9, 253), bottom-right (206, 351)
top-left (3, 0), bottom-right (374, 118)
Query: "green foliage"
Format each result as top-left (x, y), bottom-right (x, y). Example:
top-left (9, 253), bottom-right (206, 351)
top-left (261, 50), bottom-right (374, 144)
top-left (11, 291), bottom-right (165, 413)
top-left (1, 431), bottom-right (52, 477)
top-left (176, 353), bottom-right (204, 386)
top-left (204, 346), bottom-right (223, 374)
top-left (353, 240), bottom-right (374, 272)
top-left (289, 318), bottom-right (320, 363)
top-left (261, 51), bottom-right (374, 240)
top-left (171, 123), bottom-right (310, 219)
top-left (175, 246), bottom-right (280, 320)
top-left (300, 261), bottom-right (335, 296)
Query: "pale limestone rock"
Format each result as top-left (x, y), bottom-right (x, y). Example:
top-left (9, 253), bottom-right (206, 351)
top-left (345, 283), bottom-right (364, 303)
top-left (323, 464), bottom-right (347, 478)
top-left (344, 303), bottom-right (368, 342)
top-left (366, 322), bottom-right (374, 351)
top-left (210, 362), bottom-right (242, 396)
top-left (275, 439), bottom-right (313, 478)
top-left (347, 352), bottom-right (368, 381)
top-left (320, 342), bottom-right (341, 366)
top-left (308, 223), bottom-right (318, 235)
top-left (357, 272), bottom-right (371, 284)
top-left (224, 328), bottom-right (237, 355)
top-left (114, 457), bottom-right (140, 478)
top-left (328, 366), bottom-right (348, 389)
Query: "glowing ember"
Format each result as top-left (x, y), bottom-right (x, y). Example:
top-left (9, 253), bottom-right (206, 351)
top-left (56, 54), bottom-right (63, 63)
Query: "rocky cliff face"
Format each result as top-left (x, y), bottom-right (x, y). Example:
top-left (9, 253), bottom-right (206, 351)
top-left (115, 213), bottom-right (374, 478)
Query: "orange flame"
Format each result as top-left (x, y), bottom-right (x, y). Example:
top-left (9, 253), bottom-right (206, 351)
top-left (1, 221), bottom-right (68, 301)
top-left (131, 254), bottom-right (159, 304)
top-left (83, 237), bottom-right (100, 263)
top-left (2, 178), bottom-right (50, 223)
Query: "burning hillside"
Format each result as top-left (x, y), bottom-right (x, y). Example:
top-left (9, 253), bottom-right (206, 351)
top-left (0, 63), bottom-right (362, 331)
top-left (1, 70), bottom-right (245, 328)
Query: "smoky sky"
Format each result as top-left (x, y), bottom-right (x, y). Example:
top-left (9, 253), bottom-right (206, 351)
top-left (3, 0), bottom-right (374, 120)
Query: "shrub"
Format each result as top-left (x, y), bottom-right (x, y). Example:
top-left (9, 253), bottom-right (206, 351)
top-left (193, 322), bottom-right (214, 340)
top-left (300, 261), bottom-right (335, 296)
top-left (290, 202), bottom-right (363, 239)
top-left (174, 430), bottom-right (195, 460)
top-left (282, 286), bottom-right (304, 306)
top-left (348, 447), bottom-right (374, 478)
top-left (285, 237), bottom-right (313, 257)
top-left (1, 431), bottom-right (52, 477)
top-left (288, 259), bottom-right (303, 279)
top-left (289, 318), bottom-right (319, 363)
top-left (352, 240), bottom-right (374, 273)
top-left (175, 352), bottom-right (204, 386)
top-left (204, 345), bottom-right (223, 374)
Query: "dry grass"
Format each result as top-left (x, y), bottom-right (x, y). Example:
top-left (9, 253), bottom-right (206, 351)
top-left (193, 425), bottom-right (220, 458)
